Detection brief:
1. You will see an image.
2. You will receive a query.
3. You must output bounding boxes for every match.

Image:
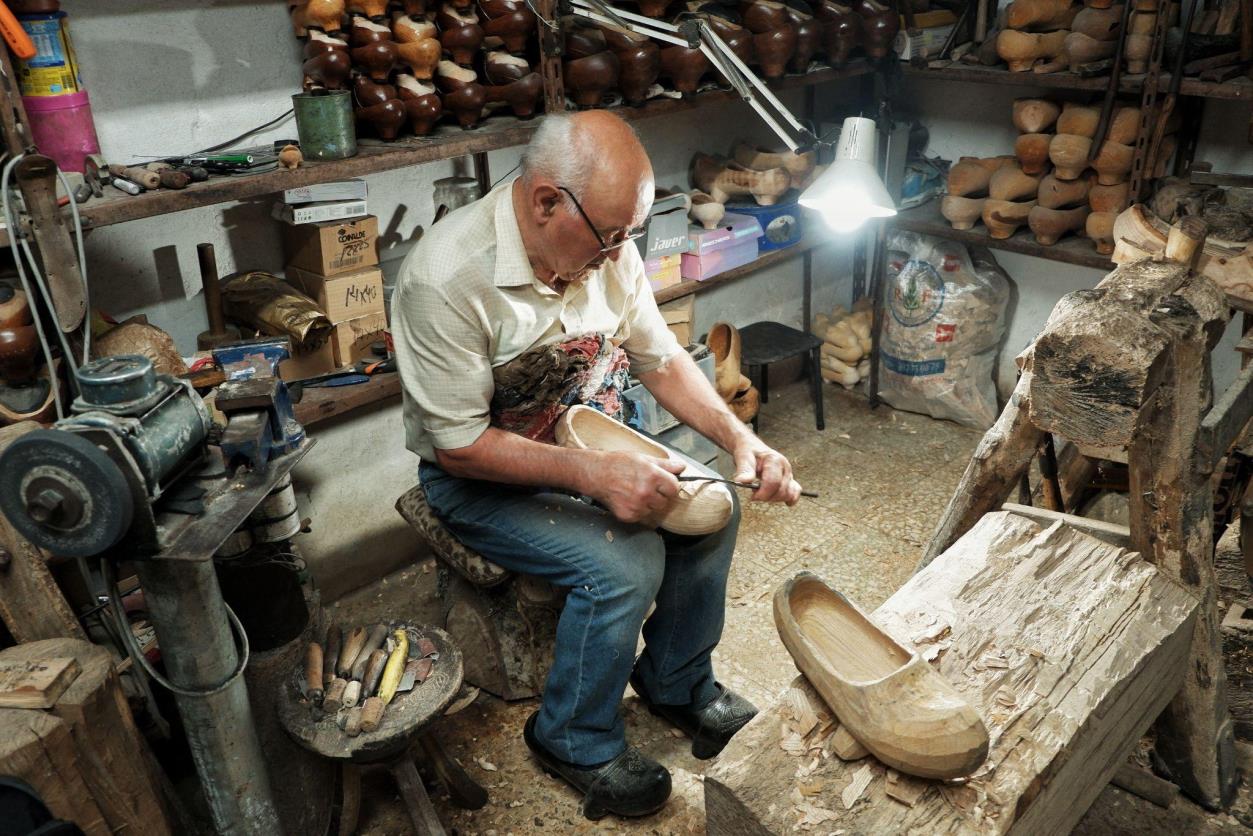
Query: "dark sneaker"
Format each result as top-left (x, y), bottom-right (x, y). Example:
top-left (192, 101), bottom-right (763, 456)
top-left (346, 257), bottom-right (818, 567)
top-left (523, 711), bottom-right (671, 820)
top-left (629, 670), bottom-right (758, 759)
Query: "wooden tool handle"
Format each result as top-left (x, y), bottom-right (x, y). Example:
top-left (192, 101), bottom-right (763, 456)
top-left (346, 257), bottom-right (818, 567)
top-left (360, 696), bottom-right (385, 733)
top-left (343, 680), bottom-right (362, 708)
top-left (323, 677), bottom-right (348, 713)
top-left (351, 624), bottom-right (390, 681)
top-left (361, 649), bottom-right (388, 697)
top-left (337, 627), bottom-right (368, 677)
top-left (304, 642), bottom-right (324, 704)
top-left (196, 243), bottom-right (227, 335)
top-left (158, 169), bottom-right (191, 190)
top-left (323, 625), bottom-right (341, 687)
top-left (107, 164), bottom-right (159, 189)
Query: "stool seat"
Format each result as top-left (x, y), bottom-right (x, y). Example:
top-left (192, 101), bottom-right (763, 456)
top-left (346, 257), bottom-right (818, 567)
top-left (737, 320), bottom-right (825, 431)
top-left (396, 484), bottom-right (512, 587)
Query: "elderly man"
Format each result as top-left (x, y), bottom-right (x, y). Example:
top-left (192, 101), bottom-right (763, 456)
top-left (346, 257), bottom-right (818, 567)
top-left (392, 111), bottom-right (801, 819)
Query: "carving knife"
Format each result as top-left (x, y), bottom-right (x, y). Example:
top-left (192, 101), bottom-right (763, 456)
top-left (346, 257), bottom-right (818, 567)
top-left (677, 475), bottom-right (818, 498)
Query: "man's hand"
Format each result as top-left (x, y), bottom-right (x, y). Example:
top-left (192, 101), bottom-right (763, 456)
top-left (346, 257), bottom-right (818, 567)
top-left (731, 437), bottom-right (802, 505)
top-left (584, 451), bottom-right (686, 524)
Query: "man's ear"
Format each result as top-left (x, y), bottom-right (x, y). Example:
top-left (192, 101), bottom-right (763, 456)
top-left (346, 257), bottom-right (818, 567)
top-left (533, 183), bottom-right (561, 226)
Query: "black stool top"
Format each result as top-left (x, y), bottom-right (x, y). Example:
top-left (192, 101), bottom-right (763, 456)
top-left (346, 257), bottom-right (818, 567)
top-left (738, 321), bottom-right (824, 366)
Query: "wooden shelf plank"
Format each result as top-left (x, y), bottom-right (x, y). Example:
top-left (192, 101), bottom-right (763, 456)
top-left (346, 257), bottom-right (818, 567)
top-left (294, 372), bottom-right (402, 427)
top-left (904, 62), bottom-right (1253, 101)
top-left (889, 202), bottom-right (1115, 270)
top-left (53, 62), bottom-right (875, 239)
top-left (654, 232), bottom-right (829, 305)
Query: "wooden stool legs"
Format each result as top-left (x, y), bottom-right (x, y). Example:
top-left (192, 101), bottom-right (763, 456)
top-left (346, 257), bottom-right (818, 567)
top-left (418, 730), bottom-right (489, 809)
top-left (393, 757), bottom-right (446, 836)
top-left (339, 765), bottom-right (362, 836)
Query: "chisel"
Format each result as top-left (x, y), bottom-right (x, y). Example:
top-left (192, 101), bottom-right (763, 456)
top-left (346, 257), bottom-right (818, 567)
top-left (676, 475), bottom-right (818, 499)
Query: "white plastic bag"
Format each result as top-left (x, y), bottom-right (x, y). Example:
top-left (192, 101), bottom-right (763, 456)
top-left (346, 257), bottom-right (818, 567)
top-left (876, 231), bottom-right (1011, 429)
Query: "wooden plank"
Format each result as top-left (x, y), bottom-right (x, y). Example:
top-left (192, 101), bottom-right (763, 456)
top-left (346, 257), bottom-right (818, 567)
top-left (0, 657), bottom-right (80, 709)
top-left (652, 236), bottom-right (829, 305)
top-left (889, 202), bottom-right (1115, 271)
top-left (1, 639), bottom-right (177, 836)
top-left (0, 423), bottom-right (87, 642)
top-left (1001, 501), bottom-right (1132, 547)
top-left (706, 512), bottom-right (1199, 835)
top-left (294, 372), bottom-right (403, 427)
top-left (1196, 362), bottom-right (1253, 474)
top-left (0, 709), bottom-right (109, 835)
top-left (904, 62), bottom-right (1253, 100)
top-left (1110, 763), bottom-right (1179, 807)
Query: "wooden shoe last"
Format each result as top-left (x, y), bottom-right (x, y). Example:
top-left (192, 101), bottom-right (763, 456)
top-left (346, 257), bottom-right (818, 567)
top-left (773, 572), bottom-right (990, 780)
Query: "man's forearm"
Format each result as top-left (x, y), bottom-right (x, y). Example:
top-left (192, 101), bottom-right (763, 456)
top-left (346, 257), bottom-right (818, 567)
top-left (435, 426), bottom-right (597, 492)
top-left (638, 352), bottom-right (755, 453)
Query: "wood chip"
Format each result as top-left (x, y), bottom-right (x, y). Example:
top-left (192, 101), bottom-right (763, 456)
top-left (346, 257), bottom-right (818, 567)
top-left (780, 731), bottom-right (808, 755)
top-left (785, 686), bottom-right (820, 737)
top-left (841, 764), bottom-right (874, 809)
top-left (885, 769), bottom-right (930, 807)
top-left (829, 724), bottom-right (869, 761)
top-left (475, 757), bottom-right (498, 772)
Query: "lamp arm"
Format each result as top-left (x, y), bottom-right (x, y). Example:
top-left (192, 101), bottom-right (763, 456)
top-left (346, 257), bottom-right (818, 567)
top-left (563, 0), bottom-right (818, 152)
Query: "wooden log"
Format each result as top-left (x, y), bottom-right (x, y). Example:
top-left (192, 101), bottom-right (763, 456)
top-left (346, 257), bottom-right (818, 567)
top-left (0, 423), bottom-right (86, 642)
top-left (706, 512), bottom-right (1199, 835)
top-left (1020, 220), bottom-right (1228, 456)
top-left (0, 639), bottom-right (177, 835)
top-left (918, 373), bottom-right (1044, 569)
top-left (0, 709), bottom-right (109, 835)
top-left (1110, 763), bottom-right (1179, 808)
top-left (1220, 602), bottom-right (1253, 741)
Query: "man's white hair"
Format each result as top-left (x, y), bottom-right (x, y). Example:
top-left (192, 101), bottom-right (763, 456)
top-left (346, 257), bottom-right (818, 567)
top-left (519, 114), bottom-right (596, 199)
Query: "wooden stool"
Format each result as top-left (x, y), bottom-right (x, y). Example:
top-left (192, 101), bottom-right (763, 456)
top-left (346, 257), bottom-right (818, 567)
top-left (278, 626), bottom-right (486, 835)
top-left (737, 320), bottom-right (825, 432)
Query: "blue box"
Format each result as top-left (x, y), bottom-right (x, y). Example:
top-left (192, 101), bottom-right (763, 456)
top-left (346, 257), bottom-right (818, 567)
top-left (724, 192), bottom-right (804, 251)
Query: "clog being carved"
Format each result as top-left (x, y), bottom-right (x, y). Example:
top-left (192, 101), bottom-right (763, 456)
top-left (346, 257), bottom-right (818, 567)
top-left (692, 152), bottom-right (791, 206)
top-left (554, 405), bottom-right (735, 536)
top-left (773, 572), bottom-right (990, 780)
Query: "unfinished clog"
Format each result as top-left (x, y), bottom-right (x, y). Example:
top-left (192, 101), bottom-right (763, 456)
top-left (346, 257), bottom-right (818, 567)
top-left (728, 385), bottom-right (760, 423)
top-left (988, 163), bottom-right (1042, 201)
top-left (1088, 180), bottom-right (1130, 213)
top-left (1048, 133), bottom-right (1092, 180)
top-left (940, 195), bottom-right (987, 230)
top-left (707, 321), bottom-right (742, 401)
top-left (1055, 102), bottom-right (1100, 138)
top-left (982, 198), bottom-right (1036, 238)
top-left (996, 28), bottom-right (1068, 72)
top-left (1011, 97), bottom-right (1060, 133)
top-left (733, 142), bottom-right (816, 188)
top-left (1086, 210), bottom-right (1117, 254)
top-left (1028, 203), bottom-right (1090, 244)
top-left (1037, 172), bottom-right (1091, 209)
top-left (692, 153), bottom-right (791, 206)
top-left (689, 191), bottom-right (726, 230)
top-left (1013, 133), bottom-right (1052, 176)
top-left (1091, 139), bottom-right (1134, 185)
top-left (554, 405), bottom-right (735, 536)
top-left (773, 572), bottom-right (990, 780)
top-left (1006, 0), bottom-right (1077, 29)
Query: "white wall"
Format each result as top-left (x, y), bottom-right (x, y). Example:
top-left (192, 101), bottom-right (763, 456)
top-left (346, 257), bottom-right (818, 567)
top-left (61, 1), bottom-right (859, 594)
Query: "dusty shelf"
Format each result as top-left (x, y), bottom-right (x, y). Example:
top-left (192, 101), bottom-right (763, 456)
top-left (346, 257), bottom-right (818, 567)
top-left (889, 202), bottom-right (1115, 270)
top-left (654, 233), bottom-right (829, 305)
top-left (904, 61), bottom-right (1253, 101)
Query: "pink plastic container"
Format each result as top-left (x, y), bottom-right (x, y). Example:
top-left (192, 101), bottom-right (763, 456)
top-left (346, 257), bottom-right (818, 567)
top-left (22, 91), bottom-right (100, 173)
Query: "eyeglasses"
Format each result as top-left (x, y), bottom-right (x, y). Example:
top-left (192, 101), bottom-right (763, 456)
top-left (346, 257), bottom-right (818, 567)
top-left (557, 186), bottom-right (646, 255)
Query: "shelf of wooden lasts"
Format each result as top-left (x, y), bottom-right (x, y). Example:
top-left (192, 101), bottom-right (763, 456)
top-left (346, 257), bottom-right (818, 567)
top-left (903, 61), bottom-right (1253, 101)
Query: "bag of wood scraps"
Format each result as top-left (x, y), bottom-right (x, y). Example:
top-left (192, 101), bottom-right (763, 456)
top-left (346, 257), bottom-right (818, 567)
top-left (877, 232), bottom-right (1011, 429)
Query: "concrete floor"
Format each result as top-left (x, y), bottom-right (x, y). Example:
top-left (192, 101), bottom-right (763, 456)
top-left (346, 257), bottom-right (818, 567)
top-left (329, 379), bottom-right (1253, 835)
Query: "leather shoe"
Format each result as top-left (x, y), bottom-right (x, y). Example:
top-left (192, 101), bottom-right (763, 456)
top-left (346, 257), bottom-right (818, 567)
top-left (523, 711), bottom-right (671, 820)
top-left (629, 669), bottom-right (758, 759)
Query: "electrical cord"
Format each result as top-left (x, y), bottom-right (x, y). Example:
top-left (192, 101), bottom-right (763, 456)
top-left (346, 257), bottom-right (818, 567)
top-left (102, 557), bottom-right (252, 698)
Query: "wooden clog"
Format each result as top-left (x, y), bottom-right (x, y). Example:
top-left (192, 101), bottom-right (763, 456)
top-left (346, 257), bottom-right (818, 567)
top-left (1028, 203), bottom-right (1090, 244)
top-left (482, 9), bottom-right (535, 54)
top-left (355, 98), bottom-right (406, 140)
top-left (1006, 0), bottom-right (1077, 30)
top-left (1088, 180), bottom-right (1130, 213)
top-left (692, 7), bottom-right (756, 65)
top-left (1071, 3), bottom-right (1123, 39)
top-left (996, 28), bottom-right (1067, 71)
top-left (773, 572), bottom-right (990, 780)
top-left (303, 49), bottom-right (353, 90)
top-left (1048, 133), bottom-right (1092, 180)
top-left (1064, 31), bottom-right (1116, 69)
top-left (0, 324), bottom-right (38, 382)
top-left (350, 16), bottom-right (393, 45)
top-left (982, 198), bottom-right (1036, 238)
top-left (352, 41), bottom-right (398, 80)
top-left (304, 29), bottom-right (349, 59)
top-left (751, 22), bottom-right (799, 78)
top-left (353, 74), bottom-right (398, 106)
top-left (1055, 102), bottom-right (1100, 137)
top-left (1091, 139), bottom-right (1133, 185)
top-left (437, 60), bottom-right (487, 127)
top-left (940, 195), bottom-right (987, 230)
top-left (1107, 105), bottom-right (1140, 145)
top-left (733, 142), bottom-right (816, 188)
top-left (633, 0), bottom-right (675, 16)
top-left (565, 25), bottom-right (609, 58)
top-left (479, 0), bottom-right (530, 15)
top-left (397, 74), bottom-right (444, 134)
top-left (563, 51), bottom-right (620, 108)
top-left (0, 287), bottom-right (30, 330)
top-left (555, 405), bottom-right (735, 536)
top-left (814, 0), bottom-right (861, 66)
top-left (708, 321), bottom-right (742, 401)
top-left (395, 37), bottom-right (442, 78)
top-left (1011, 97), bottom-right (1060, 133)
top-left (947, 157), bottom-right (994, 197)
top-left (484, 72), bottom-right (542, 117)
top-left (437, 7), bottom-right (485, 66)
top-left (658, 44), bottom-right (711, 93)
top-left (1086, 210), bottom-right (1116, 254)
top-left (347, 0), bottom-right (389, 18)
top-left (692, 152), bottom-right (791, 206)
top-left (856, 0), bottom-right (899, 59)
top-left (786, 4), bottom-right (822, 73)
top-left (401, 0), bottom-right (428, 15)
top-left (742, 0), bottom-right (791, 31)
top-left (1037, 172), bottom-right (1091, 208)
top-left (1014, 133), bottom-right (1053, 176)
top-left (295, 0), bottom-right (346, 34)
top-left (483, 49), bottom-right (532, 83)
top-left (392, 13), bottom-right (437, 42)
top-left (1125, 29), bottom-right (1151, 73)
top-left (989, 164), bottom-right (1042, 201)
top-left (689, 191), bottom-right (726, 230)
top-left (613, 41), bottom-right (661, 106)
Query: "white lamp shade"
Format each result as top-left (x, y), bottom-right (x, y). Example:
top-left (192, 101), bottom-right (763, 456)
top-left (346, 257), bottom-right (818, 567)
top-left (799, 116), bottom-right (897, 233)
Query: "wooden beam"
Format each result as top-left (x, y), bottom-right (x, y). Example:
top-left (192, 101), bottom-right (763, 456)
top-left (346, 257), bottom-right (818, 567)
top-left (1196, 362), bottom-right (1253, 475)
top-left (706, 512), bottom-right (1199, 834)
top-left (1110, 763), bottom-right (1178, 808)
top-left (1001, 502), bottom-right (1132, 547)
top-left (0, 423), bottom-right (86, 642)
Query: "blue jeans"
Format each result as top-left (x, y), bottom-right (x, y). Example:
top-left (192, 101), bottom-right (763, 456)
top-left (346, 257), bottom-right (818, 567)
top-left (419, 461), bottom-right (740, 766)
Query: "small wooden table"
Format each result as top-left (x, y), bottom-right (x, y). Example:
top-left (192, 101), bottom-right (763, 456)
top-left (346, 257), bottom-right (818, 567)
top-left (278, 626), bottom-right (486, 835)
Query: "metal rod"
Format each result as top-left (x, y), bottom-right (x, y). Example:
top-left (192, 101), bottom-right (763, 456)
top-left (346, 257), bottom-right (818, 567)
top-left (134, 557), bottom-right (281, 835)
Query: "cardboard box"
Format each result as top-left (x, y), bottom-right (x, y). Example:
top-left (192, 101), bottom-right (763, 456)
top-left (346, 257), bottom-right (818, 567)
top-left (681, 239), bottom-right (760, 281)
top-left (635, 192), bottom-right (692, 261)
top-left (682, 212), bottom-right (763, 281)
top-left (278, 340), bottom-right (337, 381)
top-left (286, 264), bottom-right (386, 323)
top-left (283, 179), bottom-right (367, 205)
top-left (330, 311), bottom-right (389, 366)
top-left (659, 296), bottom-right (694, 346)
top-left (272, 198), bottom-right (369, 225)
top-left (283, 215), bottom-right (379, 277)
top-left (894, 23), bottom-right (957, 61)
top-left (645, 253), bottom-right (682, 292)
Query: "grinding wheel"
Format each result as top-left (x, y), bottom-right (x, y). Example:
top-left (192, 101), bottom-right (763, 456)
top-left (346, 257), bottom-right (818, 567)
top-left (0, 429), bottom-right (135, 557)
